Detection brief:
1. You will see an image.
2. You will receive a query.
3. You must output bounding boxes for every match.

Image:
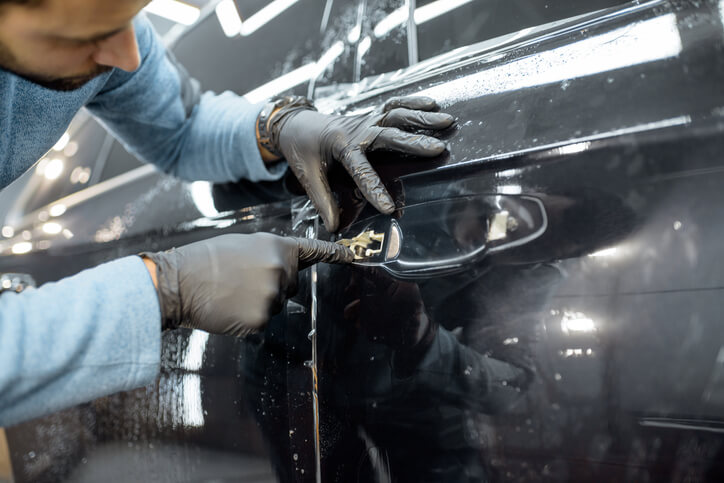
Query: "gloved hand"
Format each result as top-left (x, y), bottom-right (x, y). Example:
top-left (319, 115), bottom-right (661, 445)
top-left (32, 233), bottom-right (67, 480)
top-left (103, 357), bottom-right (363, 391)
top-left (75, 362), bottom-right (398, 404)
top-left (270, 96), bottom-right (455, 232)
top-left (142, 233), bottom-right (353, 337)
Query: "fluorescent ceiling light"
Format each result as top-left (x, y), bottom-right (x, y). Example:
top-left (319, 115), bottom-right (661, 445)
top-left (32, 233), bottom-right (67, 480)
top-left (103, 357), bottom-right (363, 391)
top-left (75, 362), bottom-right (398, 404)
top-left (52, 133), bottom-right (69, 152)
top-left (243, 41), bottom-right (344, 103)
top-left (417, 14), bottom-right (682, 106)
top-left (144, 0), bottom-right (200, 26)
top-left (215, 0), bottom-right (242, 37)
top-left (588, 247), bottom-right (619, 258)
top-left (182, 330), bottom-right (210, 371)
top-left (347, 24), bottom-right (362, 44)
top-left (313, 41), bottom-right (345, 78)
top-left (244, 63), bottom-right (317, 103)
top-left (358, 36), bottom-right (372, 58)
top-left (240, 0), bottom-right (300, 36)
top-left (11, 242), bottom-right (32, 255)
top-left (49, 204), bottom-right (67, 217)
top-left (373, 6), bottom-right (406, 38)
top-left (190, 181), bottom-right (219, 218)
top-left (42, 222), bottom-right (63, 235)
top-left (374, 0), bottom-right (475, 38)
top-left (44, 159), bottom-right (64, 180)
top-left (415, 0), bottom-right (475, 25)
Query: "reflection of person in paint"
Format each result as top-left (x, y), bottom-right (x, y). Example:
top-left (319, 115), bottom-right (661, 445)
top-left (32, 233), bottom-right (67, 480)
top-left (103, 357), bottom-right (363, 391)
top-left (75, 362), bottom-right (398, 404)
top-left (0, 0), bottom-right (454, 427)
top-left (305, 189), bottom-right (635, 481)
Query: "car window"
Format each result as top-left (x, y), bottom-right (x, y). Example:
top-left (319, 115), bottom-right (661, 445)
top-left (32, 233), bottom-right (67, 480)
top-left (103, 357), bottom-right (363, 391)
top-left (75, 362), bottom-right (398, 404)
top-left (415, 0), bottom-right (631, 61)
top-left (172, 0), bottom-right (331, 102)
top-left (360, 0), bottom-right (410, 78)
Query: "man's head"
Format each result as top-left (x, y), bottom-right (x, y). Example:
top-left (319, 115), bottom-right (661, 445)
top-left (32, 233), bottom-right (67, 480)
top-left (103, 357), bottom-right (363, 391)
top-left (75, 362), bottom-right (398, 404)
top-left (0, 0), bottom-right (149, 90)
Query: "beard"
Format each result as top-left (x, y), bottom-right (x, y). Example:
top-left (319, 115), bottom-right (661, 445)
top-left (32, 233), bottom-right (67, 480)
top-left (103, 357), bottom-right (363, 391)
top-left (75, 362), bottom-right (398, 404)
top-left (0, 41), bottom-right (111, 91)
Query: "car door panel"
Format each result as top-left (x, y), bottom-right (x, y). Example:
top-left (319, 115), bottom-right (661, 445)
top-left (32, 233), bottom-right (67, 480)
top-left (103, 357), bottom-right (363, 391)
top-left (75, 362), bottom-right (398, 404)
top-left (3, 0), bottom-right (724, 482)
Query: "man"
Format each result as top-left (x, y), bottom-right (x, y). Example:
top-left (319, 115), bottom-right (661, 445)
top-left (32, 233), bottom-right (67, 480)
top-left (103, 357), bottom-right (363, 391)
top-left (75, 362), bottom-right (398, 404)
top-left (0, 0), bottom-right (454, 426)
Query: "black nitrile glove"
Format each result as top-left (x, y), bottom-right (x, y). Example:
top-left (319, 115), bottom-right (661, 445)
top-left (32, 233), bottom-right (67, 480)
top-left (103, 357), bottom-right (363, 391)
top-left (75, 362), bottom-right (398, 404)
top-left (271, 96), bottom-right (455, 232)
top-left (142, 233), bottom-right (353, 337)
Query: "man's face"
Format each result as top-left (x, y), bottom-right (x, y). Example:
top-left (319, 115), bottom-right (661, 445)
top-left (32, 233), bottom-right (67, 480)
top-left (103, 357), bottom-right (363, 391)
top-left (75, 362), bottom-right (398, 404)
top-left (0, 0), bottom-right (150, 90)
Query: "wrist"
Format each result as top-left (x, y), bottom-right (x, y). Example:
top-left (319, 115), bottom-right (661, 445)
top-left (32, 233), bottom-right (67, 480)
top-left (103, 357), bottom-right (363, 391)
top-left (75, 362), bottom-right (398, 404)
top-left (256, 96), bottom-right (315, 162)
top-left (141, 256), bottom-right (158, 290)
top-left (257, 106), bottom-right (283, 164)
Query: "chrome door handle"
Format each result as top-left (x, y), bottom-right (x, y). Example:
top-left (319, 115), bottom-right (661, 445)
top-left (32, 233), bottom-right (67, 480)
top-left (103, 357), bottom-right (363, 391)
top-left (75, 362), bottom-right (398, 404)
top-left (337, 194), bottom-right (548, 279)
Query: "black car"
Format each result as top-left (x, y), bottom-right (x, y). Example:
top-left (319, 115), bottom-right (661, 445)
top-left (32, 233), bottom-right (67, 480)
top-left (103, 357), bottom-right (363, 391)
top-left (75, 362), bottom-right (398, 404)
top-left (2, 0), bottom-right (724, 481)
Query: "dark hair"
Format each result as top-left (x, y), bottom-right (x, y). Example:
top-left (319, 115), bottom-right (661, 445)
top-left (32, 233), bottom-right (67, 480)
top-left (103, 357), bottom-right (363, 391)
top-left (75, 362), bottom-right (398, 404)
top-left (0, 0), bottom-right (43, 5)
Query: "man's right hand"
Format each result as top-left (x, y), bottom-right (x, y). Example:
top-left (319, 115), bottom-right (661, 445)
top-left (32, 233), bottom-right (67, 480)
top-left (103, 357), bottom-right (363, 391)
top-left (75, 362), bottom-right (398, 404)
top-left (141, 233), bottom-right (352, 337)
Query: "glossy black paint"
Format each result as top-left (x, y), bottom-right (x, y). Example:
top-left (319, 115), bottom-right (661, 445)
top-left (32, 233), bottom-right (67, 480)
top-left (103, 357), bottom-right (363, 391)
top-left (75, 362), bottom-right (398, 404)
top-left (2, 0), bottom-right (724, 481)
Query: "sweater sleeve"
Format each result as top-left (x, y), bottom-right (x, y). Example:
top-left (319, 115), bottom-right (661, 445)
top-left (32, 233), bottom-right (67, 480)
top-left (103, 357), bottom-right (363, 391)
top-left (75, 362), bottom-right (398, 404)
top-left (86, 13), bottom-right (287, 183)
top-left (0, 256), bottom-right (161, 427)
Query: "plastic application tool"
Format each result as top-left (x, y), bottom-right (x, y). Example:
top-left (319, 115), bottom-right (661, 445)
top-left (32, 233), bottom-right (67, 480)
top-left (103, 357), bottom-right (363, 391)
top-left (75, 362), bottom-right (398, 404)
top-left (336, 229), bottom-right (386, 260)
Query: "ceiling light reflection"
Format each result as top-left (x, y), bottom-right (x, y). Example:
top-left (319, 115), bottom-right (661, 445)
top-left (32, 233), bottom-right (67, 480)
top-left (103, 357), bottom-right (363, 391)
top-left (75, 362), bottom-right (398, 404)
top-left (314, 41), bottom-right (345, 78)
top-left (1, 226), bottom-right (14, 238)
top-left (374, 0), bottom-right (475, 38)
top-left (244, 41), bottom-right (344, 103)
top-left (52, 133), bottom-right (70, 152)
top-left (588, 247), bottom-right (619, 258)
top-left (50, 204), bottom-right (67, 217)
top-left (144, 0), bottom-right (200, 26)
top-left (417, 14), bottom-right (682, 106)
top-left (557, 141), bottom-right (591, 155)
top-left (182, 330), bottom-right (210, 371)
top-left (499, 185), bottom-right (522, 195)
top-left (190, 181), bottom-right (219, 218)
top-left (11, 242), bottom-right (32, 255)
top-left (215, 0), bottom-right (242, 37)
top-left (244, 63), bottom-right (317, 103)
top-left (70, 166), bottom-right (91, 184)
top-left (42, 222), bottom-right (63, 235)
top-left (240, 0), bottom-right (300, 36)
top-left (347, 24), bottom-right (361, 43)
top-left (561, 311), bottom-right (596, 334)
top-left (44, 159), bottom-right (64, 180)
top-left (63, 141), bottom-right (79, 157)
top-left (358, 36), bottom-right (372, 59)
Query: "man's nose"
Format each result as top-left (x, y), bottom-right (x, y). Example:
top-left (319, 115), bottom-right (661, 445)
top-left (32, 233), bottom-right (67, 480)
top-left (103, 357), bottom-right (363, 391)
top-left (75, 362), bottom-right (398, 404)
top-left (92, 26), bottom-right (141, 72)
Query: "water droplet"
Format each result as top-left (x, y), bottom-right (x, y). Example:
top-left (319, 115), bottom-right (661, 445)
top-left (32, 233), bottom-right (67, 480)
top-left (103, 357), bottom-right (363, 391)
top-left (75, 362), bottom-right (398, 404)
top-left (554, 373), bottom-right (562, 381)
top-left (304, 360), bottom-right (313, 368)
top-left (293, 453), bottom-right (299, 461)
top-left (464, 365), bottom-right (473, 375)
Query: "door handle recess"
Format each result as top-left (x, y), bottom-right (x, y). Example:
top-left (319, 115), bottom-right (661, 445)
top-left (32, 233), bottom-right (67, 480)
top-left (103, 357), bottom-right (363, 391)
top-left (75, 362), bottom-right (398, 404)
top-left (338, 195), bottom-right (547, 279)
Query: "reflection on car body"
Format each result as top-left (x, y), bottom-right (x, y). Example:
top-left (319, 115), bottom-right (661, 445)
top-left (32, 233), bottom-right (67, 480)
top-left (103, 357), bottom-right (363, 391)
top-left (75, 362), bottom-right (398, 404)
top-left (3, 0), bottom-right (724, 481)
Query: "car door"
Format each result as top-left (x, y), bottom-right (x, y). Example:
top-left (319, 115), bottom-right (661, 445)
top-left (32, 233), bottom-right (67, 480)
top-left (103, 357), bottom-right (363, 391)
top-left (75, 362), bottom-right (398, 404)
top-left (306, 0), bottom-right (724, 481)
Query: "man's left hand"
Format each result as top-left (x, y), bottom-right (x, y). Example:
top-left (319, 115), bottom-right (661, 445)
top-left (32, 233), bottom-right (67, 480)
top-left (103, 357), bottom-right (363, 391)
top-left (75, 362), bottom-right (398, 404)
top-left (269, 96), bottom-right (455, 232)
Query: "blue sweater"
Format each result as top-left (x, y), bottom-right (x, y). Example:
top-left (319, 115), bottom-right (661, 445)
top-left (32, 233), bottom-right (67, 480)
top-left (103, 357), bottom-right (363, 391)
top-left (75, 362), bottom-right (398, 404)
top-left (0, 14), bottom-right (285, 426)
